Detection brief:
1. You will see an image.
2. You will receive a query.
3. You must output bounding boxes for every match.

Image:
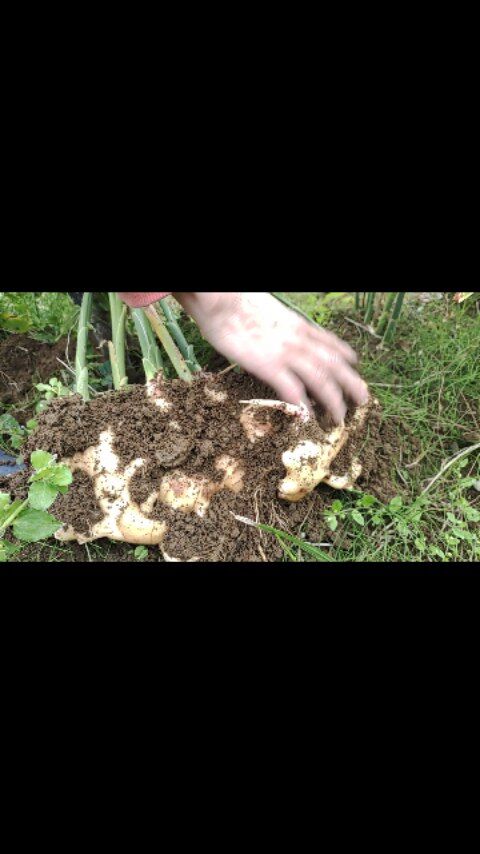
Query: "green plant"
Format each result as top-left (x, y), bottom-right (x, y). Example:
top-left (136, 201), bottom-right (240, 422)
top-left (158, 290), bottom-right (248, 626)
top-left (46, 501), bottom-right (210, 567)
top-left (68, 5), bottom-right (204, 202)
top-left (108, 292), bottom-right (128, 390)
top-left (428, 458), bottom-right (480, 561)
top-left (0, 413), bottom-right (38, 452)
top-left (318, 451), bottom-right (480, 563)
top-left (0, 451), bottom-right (72, 550)
top-left (0, 539), bottom-right (21, 562)
top-left (159, 300), bottom-right (202, 373)
top-left (143, 304), bottom-right (194, 382)
top-left (75, 293), bottom-right (93, 401)
top-left (73, 294), bottom-right (200, 394)
top-left (324, 493), bottom-right (380, 532)
top-left (0, 292), bottom-right (77, 342)
top-left (352, 292), bottom-right (407, 342)
top-left (231, 515), bottom-right (335, 561)
top-left (35, 377), bottom-right (71, 413)
top-left (383, 292), bottom-right (406, 343)
top-left (133, 545), bottom-right (149, 561)
top-left (131, 309), bottom-right (164, 381)
top-left (376, 292), bottom-right (397, 335)
top-left (272, 292), bottom-right (334, 327)
top-left (363, 292), bottom-right (376, 326)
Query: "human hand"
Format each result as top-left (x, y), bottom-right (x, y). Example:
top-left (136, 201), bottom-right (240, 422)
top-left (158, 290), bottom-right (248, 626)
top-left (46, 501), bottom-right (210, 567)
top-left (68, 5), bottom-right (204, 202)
top-left (118, 292), bottom-right (172, 308)
top-left (176, 292), bottom-right (369, 424)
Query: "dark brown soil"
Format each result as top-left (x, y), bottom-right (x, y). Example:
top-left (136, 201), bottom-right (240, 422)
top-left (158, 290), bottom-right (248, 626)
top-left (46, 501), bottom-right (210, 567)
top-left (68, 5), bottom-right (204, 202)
top-left (0, 334), bottom-right (71, 407)
top-left (10, 371), bottom-right (418, 562)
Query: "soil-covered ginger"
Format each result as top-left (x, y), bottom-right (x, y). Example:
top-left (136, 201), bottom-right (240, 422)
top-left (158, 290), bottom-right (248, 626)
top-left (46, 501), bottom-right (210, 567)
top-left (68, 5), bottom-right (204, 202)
top-left (26, 372), bottom-right (379, 561)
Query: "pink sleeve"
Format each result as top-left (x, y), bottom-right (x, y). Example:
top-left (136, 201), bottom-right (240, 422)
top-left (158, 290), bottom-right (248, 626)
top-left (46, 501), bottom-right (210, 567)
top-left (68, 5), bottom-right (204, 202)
top-left (118, 292), bottom-right (172, 308)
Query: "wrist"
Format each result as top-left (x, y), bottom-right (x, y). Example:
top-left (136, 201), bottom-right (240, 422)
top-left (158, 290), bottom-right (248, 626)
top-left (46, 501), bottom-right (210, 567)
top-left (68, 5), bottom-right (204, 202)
top-left (175, 292), bottom-right (243, 333)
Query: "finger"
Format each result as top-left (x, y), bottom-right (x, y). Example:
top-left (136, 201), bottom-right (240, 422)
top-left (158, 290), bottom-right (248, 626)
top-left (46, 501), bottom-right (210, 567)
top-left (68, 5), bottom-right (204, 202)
top-left (306, 375), bottom-right (347, 424)
top-left (293, 352), bottom-right (368, 418)
top-left (329, 362), bottom-right (369, 407)
top-left (307, 326), bottom-right (358, 365)
top-left (295, 341), bottom-right (366, 403)
top-left (117, 292), bottom-right (171, 308)
top-left (257, 367), bottom-right (310, 409)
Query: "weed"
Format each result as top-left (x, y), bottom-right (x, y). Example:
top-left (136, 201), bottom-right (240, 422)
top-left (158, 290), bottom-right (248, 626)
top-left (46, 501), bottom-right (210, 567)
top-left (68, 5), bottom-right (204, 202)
top-left (35, 377), bottom-right (71, 413)
top-left (0, 292), bottom-right (77, 342)
top-left (0, 413), bottom-right (37, 452)
top-left (0, 451), bottom-right (72, 549)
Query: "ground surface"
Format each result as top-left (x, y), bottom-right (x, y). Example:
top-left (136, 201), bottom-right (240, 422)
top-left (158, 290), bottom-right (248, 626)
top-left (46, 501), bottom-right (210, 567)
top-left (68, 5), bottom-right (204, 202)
top-left (1, 292), bottom-right (479, 563)
top-left (0, 334), bottom-right (71, 410)
top-left (7, 372), bottom-right (408, 562)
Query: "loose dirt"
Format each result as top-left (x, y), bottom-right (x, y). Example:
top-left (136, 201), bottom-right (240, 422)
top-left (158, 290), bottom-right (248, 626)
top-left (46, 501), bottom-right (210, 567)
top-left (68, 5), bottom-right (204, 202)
top-left (9, 371), bottom-right (418, 562)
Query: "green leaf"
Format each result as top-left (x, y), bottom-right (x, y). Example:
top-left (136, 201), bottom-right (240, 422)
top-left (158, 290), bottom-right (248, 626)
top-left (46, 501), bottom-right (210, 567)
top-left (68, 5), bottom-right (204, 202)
top-left (351, 510), bottom-right (365, 527)
top-left (452, 528), bottom-right (472, 541)
top-left (428, 546), bottom-right (446, 560)
top-left (331, 500), bottom-right (343, 513)
top-left (26, 419), bottom-right (38, 431)
top-left (0, 541), bottom-right (21, 562)
top-left (327, 515), bottom-right (338, 532)
top-left (396, 521), bottom-right (409, 536)
top-left (389, 496), bottom-right (403, 511)
top-left (0, 313), bottom-right (31, 333)
top-left (460, 477), bottom-right (477, 489)
top-left (0, 500), bottom-right (24, 527)
top-left (0, 292), bottom-right (76, 341)
top-left (0, 413), bottom-right (22, 435)
top-left (49, 466), bottom-right (73, 487)
top-left (31, 451), bottom-right (54, 471)
top-left (13, 509), bottom-right (61, 542)
top-left (464, 506), bottom-right (480, 522)
top-left (0, 494), bottom-right (11, 511)
top-left (415, 538), bottom-right (426, 552)
top-left (28, 481), bottom-right (58, 511)
top-left (357, 494), bottom-right (376, 508)
top-left (31, 466), bottom-right (58, 482)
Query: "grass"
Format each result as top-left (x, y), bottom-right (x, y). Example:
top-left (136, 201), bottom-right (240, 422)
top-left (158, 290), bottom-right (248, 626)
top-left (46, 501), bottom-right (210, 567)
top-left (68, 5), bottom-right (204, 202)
top-left (2, 291), bottom-right (479, 563)
top-left (271, 293), bottom-right (479, 563)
